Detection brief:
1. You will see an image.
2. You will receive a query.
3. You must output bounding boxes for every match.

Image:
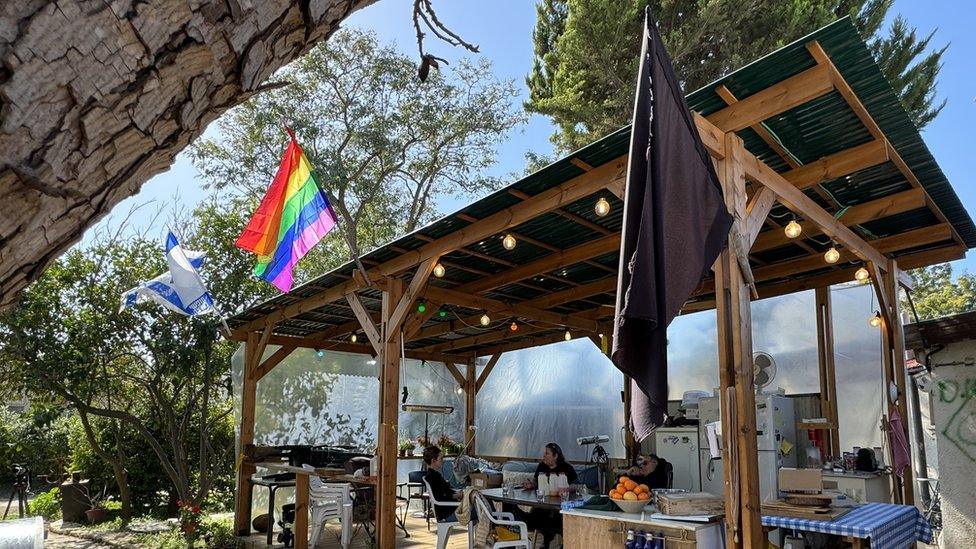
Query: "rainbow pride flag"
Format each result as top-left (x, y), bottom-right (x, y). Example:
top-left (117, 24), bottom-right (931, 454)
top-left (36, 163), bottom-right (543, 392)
top-left (236, 136), bottom-right (338, 292)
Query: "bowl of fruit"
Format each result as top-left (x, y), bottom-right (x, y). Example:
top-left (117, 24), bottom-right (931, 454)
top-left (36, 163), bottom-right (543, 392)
top-left (608, 476), bottom-right (652, 513)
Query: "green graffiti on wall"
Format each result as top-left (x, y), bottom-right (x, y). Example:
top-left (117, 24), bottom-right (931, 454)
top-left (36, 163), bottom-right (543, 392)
top-left (939, 378), bottom-right (976, 462)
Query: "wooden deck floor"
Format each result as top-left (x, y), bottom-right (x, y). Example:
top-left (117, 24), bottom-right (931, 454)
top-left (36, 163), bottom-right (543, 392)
top-left (240, 513), bottom-right (470, 549)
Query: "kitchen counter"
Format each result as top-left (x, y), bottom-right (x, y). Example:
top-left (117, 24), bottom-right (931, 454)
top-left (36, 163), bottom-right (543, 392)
top-left (822, 470), bottom-right (891, 503)
top-left (560, 507), bottom-right (723, 548)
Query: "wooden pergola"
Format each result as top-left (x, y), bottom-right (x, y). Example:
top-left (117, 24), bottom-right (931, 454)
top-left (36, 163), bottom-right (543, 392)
top-left (227, 19), bottom-right (975, 549)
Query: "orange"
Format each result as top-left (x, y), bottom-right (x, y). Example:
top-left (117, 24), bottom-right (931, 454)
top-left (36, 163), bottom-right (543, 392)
top-left (616, 483), bottom-right (626, 493)
top-left (638, 484), bottom-right (649, 494)
top-left (609, 490), bottom-right (620, 499)
top-left (623, 480), bottom-right (637, 492)
top-left (638, 492), bottom-right (650, 500)
top-left (623, 491), bottom-right (638, 500)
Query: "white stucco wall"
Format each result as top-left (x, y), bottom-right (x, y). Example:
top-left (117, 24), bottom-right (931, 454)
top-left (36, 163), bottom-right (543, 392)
top-left (930, 339), bottom-right (976, 547)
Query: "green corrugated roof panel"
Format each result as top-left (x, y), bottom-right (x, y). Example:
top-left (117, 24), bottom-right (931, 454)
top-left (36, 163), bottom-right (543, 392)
top-left (228, 16), bottom-right (973, 335)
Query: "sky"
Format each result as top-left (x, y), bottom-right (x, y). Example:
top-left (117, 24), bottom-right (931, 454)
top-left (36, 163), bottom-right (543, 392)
top-left (82, 0), bottom-right (976, 275)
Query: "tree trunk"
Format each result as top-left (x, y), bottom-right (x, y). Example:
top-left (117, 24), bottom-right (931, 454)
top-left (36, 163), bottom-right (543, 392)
top-left (110, 462), bottom-right (132, 521)
top-left (0, 0), bottom-right (376, 311)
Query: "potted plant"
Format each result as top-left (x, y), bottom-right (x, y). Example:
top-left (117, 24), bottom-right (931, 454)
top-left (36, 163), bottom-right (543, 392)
top-left (416, 435), bottom-right (430, 448)
top-left (398, 439), bottom-right (416, 457)
top-left (83, 486), bottom-right (108, 524)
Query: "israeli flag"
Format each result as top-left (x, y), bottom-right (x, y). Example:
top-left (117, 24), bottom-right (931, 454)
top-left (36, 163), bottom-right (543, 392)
top-left (120, 231), bottom-right (216, 316)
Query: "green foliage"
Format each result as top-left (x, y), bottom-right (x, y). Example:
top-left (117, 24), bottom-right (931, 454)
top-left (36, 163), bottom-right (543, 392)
top-left (191, 28), bottom-right (524, 272)
top-left (29, 488), bottom-right (61, 520)
top-left (906, 263), bottom-right (976, 321)
top-left (140, 517), bottom-right (242, 549)
top-left (526, 0), bottom-right (946, 153)
top-left (0, 405), bottom-right (72, 485)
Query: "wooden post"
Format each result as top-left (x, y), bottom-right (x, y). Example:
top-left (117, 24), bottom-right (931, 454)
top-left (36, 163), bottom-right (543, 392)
top-left (376, 278), bottom-right (404, 547)
top-left (234, 332), bottom-right (259, 535)
top-left (466, 360), bottom-right (476, 452)
top-left (815, 287), bottom-right (841, 458)
top-left (884, 260), bottom-right (915, 505)
top-left (715, 133), bottom-right (763, 548)
top-left (294, 473), bottom-right (309, 549)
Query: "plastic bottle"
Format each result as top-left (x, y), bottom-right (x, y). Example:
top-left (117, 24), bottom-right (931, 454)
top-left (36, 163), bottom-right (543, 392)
top-left (644, 531), bottom-right (661, 549)
top-left (633, 530), bottom-right (647, 549)
top-left (624, 529), bottom-right (636, 549)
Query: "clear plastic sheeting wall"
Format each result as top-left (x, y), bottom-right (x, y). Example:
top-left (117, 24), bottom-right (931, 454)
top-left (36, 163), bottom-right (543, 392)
top-left (475, 338), bottom-right (626, 461)
top-left (231, 347), bottom-right (465, 449)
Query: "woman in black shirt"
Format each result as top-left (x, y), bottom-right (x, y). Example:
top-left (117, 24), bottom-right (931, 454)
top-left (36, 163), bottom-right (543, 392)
top-left (521, 442), bottom-right (578, 490)
top-left (422, 446), bottom-right (461, 521)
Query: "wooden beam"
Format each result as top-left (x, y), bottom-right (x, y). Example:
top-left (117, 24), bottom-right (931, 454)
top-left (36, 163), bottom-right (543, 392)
top-left (476, 354), bottom-right (501, 393)
top-left (716, 84), bottom-right (801, 168)
top-left (752, 188), bottom-right (927, 254)
top-left (444, 363), bottom-right (466, 387)
top-left (693, 112), bottom-right (726, 159)
top-left (345, 293), bottom-right (382, 354)
top-left (885, 259), bottom-right (915, 505)
top-left (460, 234), bottom-right (620, 294)
top-left (234, 332), bottom-right (259, 535)
top-left (253, 345), bottom-right (297, 382)
top-left (403, 299), bottom-right (443, 340)
top-left (420, 286), bottom-right (602, 335)
top-left (473, 329), bottom-right (595, 358)
top-left (388, 258), bottom-right (438, 332)
top-left (509, 189), bottom-right (613, 236)
top-left (744, 187), bottom-right (777, 246)
top-left (740, 147), bottom-right (888, 268)
top-left (815, 288), bottom-right (841, 457)
top-left (519, 277), bottom-right (616, 309)
top-left (421, 324), bottom-right (551, 354)
top-left (376, 278), bottom-right (403, 548)
top-left (783, 140), bottom-right (888, 190)
top-left (707, 64), bottom-right (833, 132)
top-left (239, 155), bottom-right (628, 332)
top-left (227, 331), bottom-right (469, 364)
top-left (806, 40), bottom-right (966, 249)
top-left (465, 361), bottom-right (476, 451)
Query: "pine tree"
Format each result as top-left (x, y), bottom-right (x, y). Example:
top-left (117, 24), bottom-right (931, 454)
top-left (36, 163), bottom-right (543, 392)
top-left (527, 0), bottom-right (946, 153)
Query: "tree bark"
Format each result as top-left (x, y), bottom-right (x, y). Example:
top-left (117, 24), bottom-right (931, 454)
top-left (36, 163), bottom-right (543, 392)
top-left (0, 0), bottom-right (376, 311)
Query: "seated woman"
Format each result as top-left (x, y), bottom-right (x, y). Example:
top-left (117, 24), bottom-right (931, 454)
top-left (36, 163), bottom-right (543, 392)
top-left (422, 445), bottom-right (462, 522)
top-left (626, 453), bottom-right (671, 489)
top-left (517, 442), bottom-right (577, 549)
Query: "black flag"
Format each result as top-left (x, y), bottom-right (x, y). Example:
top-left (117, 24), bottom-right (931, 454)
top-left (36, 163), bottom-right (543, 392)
top-left (612, 9), bottom-right (732, 442)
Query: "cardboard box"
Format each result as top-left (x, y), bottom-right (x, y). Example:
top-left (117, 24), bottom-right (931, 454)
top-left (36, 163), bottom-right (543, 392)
top-left (778, 467), bottom-right (823, 494)
top-left (469, 472), bottom-right (502, 489)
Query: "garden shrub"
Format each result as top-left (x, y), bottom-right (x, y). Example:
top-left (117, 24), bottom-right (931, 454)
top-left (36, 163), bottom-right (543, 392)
top-left (29, 487), bottom-right (61, 520)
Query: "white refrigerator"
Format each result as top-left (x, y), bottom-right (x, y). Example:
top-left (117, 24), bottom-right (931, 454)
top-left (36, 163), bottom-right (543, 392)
top-left (653, 427), bottom-right (700, 491)
top-left (697, 394), bottom-right (796, 501)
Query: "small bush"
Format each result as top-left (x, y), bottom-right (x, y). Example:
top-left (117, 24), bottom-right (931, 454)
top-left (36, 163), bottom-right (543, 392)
top-left (29, 487), bottom-right (61, 520)
top-left (139, 517), bottom-right (241, 549)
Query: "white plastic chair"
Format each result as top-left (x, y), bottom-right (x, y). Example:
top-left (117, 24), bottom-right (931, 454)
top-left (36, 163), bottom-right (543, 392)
top-left (302, 464), bottom-right (353, 549)
top-left (472, 492), bottom-right (532, 549)
top-left (422, 476), bottom-right (465, 549)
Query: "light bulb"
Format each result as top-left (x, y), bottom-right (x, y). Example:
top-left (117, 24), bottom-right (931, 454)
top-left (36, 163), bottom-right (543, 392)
top-left (367, 359), bottom-right (377, 366)
top-left (784, 220), bottom-right (802, 239)
top-left (438, 310), bottom-right (447, 318)
top-left (480, 313), bottom-right (491, 327)
top-left (509, 321), bottom-right (518, 332)
top-left (417, 302), bottom-right (426, 313)
top-left (869, 312), bottom-right (882, 328)
top-left (432, 263), bottom-right (445, 278)
top-left (854, 267), bottom-right (870, 283)
top-left (824, 246), bottom-right (840, 264)
top-left (502, 233), bottom-right (517, 250)
top-left (350, 333), bottom-right (358, 343)
top-left (594, 197), bottom-right (611, 217)
top-left (456, 386), bottom-right (464, 395)
top-left (564, 330), bottom-right (572, 341)
top-left (315, 349), bottom-right (324, 358)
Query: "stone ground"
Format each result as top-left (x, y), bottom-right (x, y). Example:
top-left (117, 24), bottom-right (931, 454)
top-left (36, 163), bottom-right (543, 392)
top-left (46, 530), bottom-right (115, 548)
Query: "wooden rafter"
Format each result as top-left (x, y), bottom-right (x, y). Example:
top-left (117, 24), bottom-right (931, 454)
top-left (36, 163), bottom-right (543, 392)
top-left (387, 257), bottom-right (438, 332)
top-left (476, 354), bottom-right (501, 392)
top-left (345, 292), bottom-right (381, 354)
top-left (444, 363), bottom-right (467, 387)
top-left (707, 64), bottom-right (832, 132)
top-left (508, 189), bottom-right (612, 236)
top-left (254, 345), bottom-right (297, 381)
top-left (806, 40), bottom-right (965, 249)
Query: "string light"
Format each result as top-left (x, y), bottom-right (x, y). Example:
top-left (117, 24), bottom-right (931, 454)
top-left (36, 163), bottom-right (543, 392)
top-left (869, 311), bottom-right (882, 328)
top-left (824, 245), bottom-right (840, 264)
top-left (417, 302), bottom-right (427, 313)
top-left (854, 267), bottom-right (870, 283)
top-left (367, 359), bottom-right (377, 366)
top-left (315, 348), bottom-right (324, 358)
top-left (784, 219), bottom-right (802, 239)
top-left (350, 333), bottom-right (358, 343)
top-left (432, 263), bottom-right (446, 278)
top-left (564, 330), bottom-right (572, 341)
top-left (438, 310), bottom-right (447, 318)
top-left (509, 321), bottom-right (519, 332)
top-left (456, 386), bottom-right (464, 395)
top-left (594, 197), bottom-right (611, 217)
top-left (502, 233), bottom-right (517, 250)
top-left (480, 313), bottom-right (491, 327)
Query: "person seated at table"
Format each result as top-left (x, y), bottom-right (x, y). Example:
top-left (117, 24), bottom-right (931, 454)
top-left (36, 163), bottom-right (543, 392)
top-left (516, 442), bottom-right (576, 549)
top-left (626, 453), bottom-right (671, 489)
top-left (423, 445), bottom-right (462, 521)
top-left (521, 442), bottom-right (578, 490)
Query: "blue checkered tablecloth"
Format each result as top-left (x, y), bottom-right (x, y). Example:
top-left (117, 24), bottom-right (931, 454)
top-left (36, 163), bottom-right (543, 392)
top-left (762, 503), bottom-right (933, 549)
